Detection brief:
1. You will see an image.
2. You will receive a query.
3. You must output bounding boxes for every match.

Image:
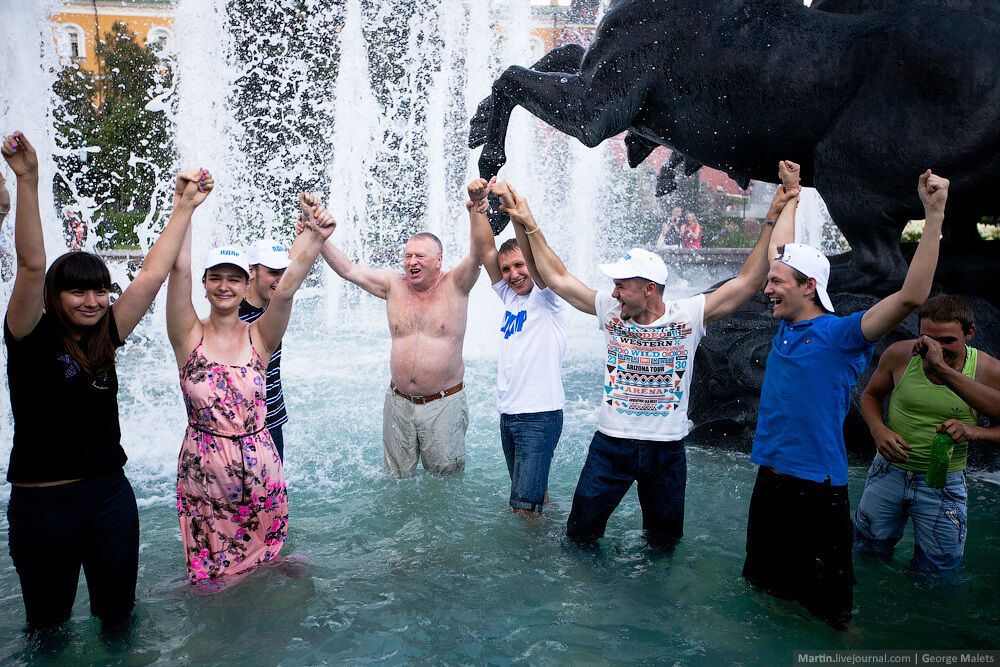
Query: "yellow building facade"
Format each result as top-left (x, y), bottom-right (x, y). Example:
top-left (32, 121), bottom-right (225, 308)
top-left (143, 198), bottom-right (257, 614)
top-left (51, 0), bottom-right (174, 76)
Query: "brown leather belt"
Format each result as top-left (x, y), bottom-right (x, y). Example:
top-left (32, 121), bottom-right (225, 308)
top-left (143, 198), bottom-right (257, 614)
top-left (391, 381), bottom-right (463, 405)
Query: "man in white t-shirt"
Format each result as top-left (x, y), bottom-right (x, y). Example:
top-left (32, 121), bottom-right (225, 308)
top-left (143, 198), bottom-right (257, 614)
top-left (468, 178), bottom-right (571, 516)
top-left (489, 178), bottom-right (798, 545)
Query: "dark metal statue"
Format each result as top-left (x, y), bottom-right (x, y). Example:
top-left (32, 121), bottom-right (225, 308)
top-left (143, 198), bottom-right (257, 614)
top-left (470, 0), bottom-right (1000, 459)
top-left (470, 0), bottom-right (1000, 294)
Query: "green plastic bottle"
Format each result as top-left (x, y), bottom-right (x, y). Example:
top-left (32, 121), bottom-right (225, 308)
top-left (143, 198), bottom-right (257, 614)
top-left (925, 433), bottom-right (955, 489)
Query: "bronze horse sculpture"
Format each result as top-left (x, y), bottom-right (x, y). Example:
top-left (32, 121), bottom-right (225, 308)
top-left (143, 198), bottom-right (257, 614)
top-left (470, 0), bottom-right (1000, 295)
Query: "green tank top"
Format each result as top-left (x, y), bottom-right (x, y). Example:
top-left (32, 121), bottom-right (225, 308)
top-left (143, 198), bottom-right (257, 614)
top-left (887, 345), bottom-right (978, 473)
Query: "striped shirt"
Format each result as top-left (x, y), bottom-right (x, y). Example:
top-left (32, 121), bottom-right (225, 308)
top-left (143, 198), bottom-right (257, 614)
top-left (238, 299), bottom-right (289, 430)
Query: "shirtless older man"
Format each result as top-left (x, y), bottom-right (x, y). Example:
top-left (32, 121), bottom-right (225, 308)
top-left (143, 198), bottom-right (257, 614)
top-left (315, 193), bottom-right (491, 477)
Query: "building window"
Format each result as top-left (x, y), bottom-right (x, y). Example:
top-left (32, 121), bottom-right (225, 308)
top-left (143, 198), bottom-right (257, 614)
top-left (56, 24), bottom-right (86, 60)
top-left (146, 27), bottom-right (173, 54)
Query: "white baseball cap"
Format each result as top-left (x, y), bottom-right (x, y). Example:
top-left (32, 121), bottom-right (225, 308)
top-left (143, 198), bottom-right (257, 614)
top-left (205, 245), bottom-right (250, 277)
top-left (774, 242), bottom-right (835, 313)
top-left (599, 248), bottom-right (669, 285)
top-left (246, 238), bottom-right (290, 270)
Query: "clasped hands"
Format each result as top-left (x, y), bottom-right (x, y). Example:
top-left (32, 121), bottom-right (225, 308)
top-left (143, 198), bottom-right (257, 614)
top-left (466, 177), bottom-right (534, 229)
top-left (294, 192), bottom-right (336, 239)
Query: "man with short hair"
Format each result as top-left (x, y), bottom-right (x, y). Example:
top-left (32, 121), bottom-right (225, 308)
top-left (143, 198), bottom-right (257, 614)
top-left (491, 174), bottom-right (799, 545)
top-left (744, 164), bottom-right (949, 628)
top-left (468, 178), bottom-right (570, 516)
top-left (315, 192), bottom-right (491, 478)
top-left (855, 294), bottom-right (1000, 572)
top-left (239, 235), bottom-right (292, 462)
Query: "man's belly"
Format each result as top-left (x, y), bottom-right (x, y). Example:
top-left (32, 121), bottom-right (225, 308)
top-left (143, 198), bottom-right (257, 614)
top-left (389, 333), bottom-right (465, 396)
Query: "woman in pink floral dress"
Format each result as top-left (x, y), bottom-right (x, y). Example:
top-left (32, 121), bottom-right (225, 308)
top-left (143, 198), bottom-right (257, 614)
top-left (166, 193), bottom-right (335, 588)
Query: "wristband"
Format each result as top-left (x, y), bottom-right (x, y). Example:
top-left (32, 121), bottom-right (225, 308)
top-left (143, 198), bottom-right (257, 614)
top-left (524, 226), bottom-right (540, 235)
top-left (762, 218), bottom-right (776, 227)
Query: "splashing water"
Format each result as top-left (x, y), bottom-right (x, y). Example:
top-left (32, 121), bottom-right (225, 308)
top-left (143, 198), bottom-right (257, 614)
top-left (1, 0), bottom-right (997, 662)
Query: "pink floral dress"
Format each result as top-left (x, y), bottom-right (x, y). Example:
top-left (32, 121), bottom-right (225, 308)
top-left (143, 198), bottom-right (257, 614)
top-left (176, 334), bottom-right (288, 587)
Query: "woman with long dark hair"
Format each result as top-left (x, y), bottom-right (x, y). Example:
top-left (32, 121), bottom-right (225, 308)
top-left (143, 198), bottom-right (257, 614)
top-left (167, 192), bottom-right (334, 589)
top-left (2, 131), bottom-right (214, 630)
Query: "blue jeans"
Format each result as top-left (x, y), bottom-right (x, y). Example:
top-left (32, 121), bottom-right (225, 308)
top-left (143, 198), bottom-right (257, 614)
top-left (854, 455), bottom-right (968, 572)
top-left (500, 410), bottom-right (563, 512)
top-left (566, 431), bottom-right (686, 546)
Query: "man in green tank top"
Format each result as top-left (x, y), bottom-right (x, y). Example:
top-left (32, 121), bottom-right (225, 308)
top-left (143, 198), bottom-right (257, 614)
top-left (856, 295), bottom-right (1000, 571)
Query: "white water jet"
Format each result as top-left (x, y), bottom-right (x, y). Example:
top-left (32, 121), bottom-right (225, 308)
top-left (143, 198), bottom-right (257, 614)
top-left (796, 186), bottom-right (835, 250)
top-left (173, 0), bottom-right (240, 275)
top-left (0, 0), bottom-right (62, 463)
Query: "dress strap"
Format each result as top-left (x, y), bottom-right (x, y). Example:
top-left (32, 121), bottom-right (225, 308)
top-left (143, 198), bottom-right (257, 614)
top-left (182, 338), bottom-right (206, 368)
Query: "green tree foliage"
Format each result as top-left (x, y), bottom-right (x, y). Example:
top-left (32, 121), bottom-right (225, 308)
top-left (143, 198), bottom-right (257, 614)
top-left (52, 21), bottom-right (175, 249)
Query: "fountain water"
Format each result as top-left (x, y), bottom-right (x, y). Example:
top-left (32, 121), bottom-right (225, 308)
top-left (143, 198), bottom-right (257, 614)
top-left (1, 0), bottom-right (998, 662)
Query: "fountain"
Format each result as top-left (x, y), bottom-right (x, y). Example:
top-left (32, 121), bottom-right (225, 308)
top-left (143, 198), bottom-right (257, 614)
top-left (1, 0), bottom-right (998, 662)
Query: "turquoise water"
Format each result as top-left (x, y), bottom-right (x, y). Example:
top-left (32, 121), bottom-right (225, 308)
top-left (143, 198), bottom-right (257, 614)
top-left (1, 308), bottom-right (999, 664)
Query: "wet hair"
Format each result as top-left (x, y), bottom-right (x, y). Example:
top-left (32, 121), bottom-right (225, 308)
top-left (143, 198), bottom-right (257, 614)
top-left (43, 252), bottom-right (117, 376)
top-left (408, 232), bottom-right (443, 255)
top-left (498, 238), bottom-right (520, 256)
top-left (919, 294), bottom-right (974, 334)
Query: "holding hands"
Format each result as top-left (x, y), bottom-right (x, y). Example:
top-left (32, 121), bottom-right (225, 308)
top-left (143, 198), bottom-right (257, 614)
top-left (466, 177), bottom-right (493, 213)
top-left (778, 159), bottom-right (800, 191)
top-left (489, 181), bottom-right (534, 230)
top-left (297, 192), bottom-right (336, 240)
top-left (175, 168), bottom-right (214, 208)
top-left (765, 183), bottom-right (800, 221)
top-left (1, 132), bottom-right (39, 179)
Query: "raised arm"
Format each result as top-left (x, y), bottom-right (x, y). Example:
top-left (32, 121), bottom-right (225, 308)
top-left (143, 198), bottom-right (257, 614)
top-left (166, 219), bottom-right (201, 367)
top-left (468, 177), bottom-right (501, 285)
top-left (511, 204), bottom-right (547, 290)
top-left (916, 336), bottom-right (1000, 422)
top-left (492, 181), bottom-right (596, 315)
top-left (768, 160), bottom-right (800, 259)
top-left (861, 171), bottom-right (946, 342)
top-left (704, 183), bottom-right (797, 324)
top-left (304, 193), bottom-right (394, 299)
top-left (2, 132), bottom-right (46, 340)
top-left (112, 169), bottom-right (214, 339)
top-left (253, 200), bottom-right (336, 357)
top-left (450, 181), bottom-right (489, 295)
top-left (860, 342), bottom-right (912, 462)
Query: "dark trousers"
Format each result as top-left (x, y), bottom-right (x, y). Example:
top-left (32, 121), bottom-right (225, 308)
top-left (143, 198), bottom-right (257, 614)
top-left (567, 431), bottom-right (686, 546)
top-left (6, 470), bottom-right (139, 629)
top-left (743, 466), bottom-right (855, 629)
top-left (270, 425), bottom-right (285, 462)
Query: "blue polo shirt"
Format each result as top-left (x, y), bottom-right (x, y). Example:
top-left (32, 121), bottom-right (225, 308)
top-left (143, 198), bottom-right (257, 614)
top-left (751, 311), bottom-right (876, 485)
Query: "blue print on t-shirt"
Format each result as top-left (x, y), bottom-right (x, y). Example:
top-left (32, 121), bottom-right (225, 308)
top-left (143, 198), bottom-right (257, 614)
top-left (501, 310), bottom-right (527, 339)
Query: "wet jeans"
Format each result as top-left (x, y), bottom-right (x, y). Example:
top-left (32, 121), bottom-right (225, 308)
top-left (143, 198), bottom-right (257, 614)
top-left (566, 431), bottom-right (685, 546)
top-left (854, 454), bottom-right (968, 572)
top-left (7, 470), bottom-right (139, 629)
top-left (500, 410), bottom-right (563, 512)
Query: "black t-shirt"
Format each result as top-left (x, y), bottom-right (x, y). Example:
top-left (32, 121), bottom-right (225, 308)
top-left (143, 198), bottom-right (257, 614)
top-left (4, 309), bottom-right (127, 483)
